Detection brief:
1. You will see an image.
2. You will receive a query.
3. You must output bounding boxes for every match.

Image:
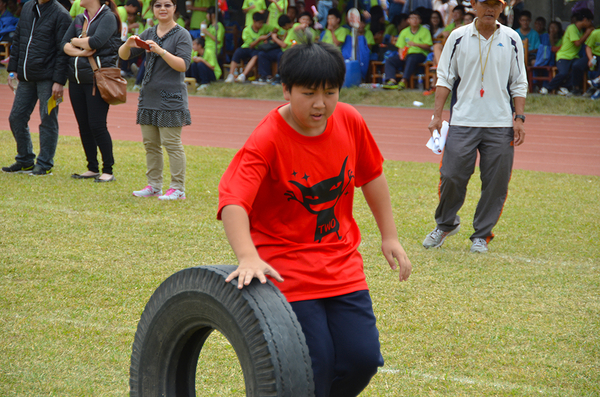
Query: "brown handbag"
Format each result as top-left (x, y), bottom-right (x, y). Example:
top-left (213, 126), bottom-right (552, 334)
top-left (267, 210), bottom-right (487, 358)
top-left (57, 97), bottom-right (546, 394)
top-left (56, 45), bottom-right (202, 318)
top-left (80, 18), bottom-right (127, 105)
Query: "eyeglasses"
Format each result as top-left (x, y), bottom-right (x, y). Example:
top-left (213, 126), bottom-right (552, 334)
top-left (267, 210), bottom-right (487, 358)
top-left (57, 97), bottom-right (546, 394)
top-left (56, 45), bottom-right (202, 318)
top-left (153, 3), bottom-right (173, 8)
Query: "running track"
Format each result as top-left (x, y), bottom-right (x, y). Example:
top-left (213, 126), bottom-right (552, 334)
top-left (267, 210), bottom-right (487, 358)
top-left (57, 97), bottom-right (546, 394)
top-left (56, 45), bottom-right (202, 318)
top-left (1, 85), bottom-right (599, 176)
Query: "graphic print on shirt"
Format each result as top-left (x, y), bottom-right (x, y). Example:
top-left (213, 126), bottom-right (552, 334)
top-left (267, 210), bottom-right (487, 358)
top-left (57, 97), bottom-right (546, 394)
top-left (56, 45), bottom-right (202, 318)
top-left (284, 157), bottom-right (354, 243)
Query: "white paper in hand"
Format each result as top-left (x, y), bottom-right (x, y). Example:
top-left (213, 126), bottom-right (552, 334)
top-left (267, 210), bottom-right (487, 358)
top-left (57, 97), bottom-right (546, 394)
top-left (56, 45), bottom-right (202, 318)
top-left (426, 120), bottom-right (449, 154)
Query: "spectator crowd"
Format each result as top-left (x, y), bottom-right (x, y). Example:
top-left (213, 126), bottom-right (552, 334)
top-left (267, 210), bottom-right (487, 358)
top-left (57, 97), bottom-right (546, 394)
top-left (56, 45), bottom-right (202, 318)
top-left (1, 0), bottom-right (599, 97)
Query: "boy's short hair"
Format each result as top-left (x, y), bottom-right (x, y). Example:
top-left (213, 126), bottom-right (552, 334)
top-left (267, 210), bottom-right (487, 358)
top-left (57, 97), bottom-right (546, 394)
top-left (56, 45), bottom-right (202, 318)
top-left (125, 0), bottom-right (140, 10)
top-left (573, 8), bottom-right (594, 22)
top-left (453, 5), bottom-right (465, 15)
top-left (279, 36), bottom-right (345, 91)
top-left (297, 11), bottom-right (312, 21)
top-left (408, 10), bottom-right (421, 19)
top-left (392, 13), bottom-right (408, 27)
top-left (535, 16), bottom-right (546, 24)
top-left (253, 11), bottom-right (265, 22)
top-left (194, 36), bottom-right (205, 47)
top-left (520, 10), bottom-right (532, 20)
top-left (206, 7), bottom-right (222, 20)
top-left (278, 14), bottom-right (292, 27)
top-left (328, 8), bottom-right (342, 20)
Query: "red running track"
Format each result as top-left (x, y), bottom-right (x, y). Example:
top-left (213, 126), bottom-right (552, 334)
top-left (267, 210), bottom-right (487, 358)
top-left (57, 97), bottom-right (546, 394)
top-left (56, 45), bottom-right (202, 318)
top-left (1, 85), bottom-right (599, 176)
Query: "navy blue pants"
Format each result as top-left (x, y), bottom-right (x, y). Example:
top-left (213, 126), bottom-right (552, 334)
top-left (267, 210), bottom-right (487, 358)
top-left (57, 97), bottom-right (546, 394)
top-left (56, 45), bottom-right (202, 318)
top-left (232, 47), bottom-right (258, 63)
top-left (546, 57), bottom-right (588, 91)
top-left (290, 290), bottom-right (384, 397)
top-left (187, 62), bottom-right (216, 85)
top-left (258, 48), bottom-right (283, 78)
top-left (384, 52), bottom-right (426, 83)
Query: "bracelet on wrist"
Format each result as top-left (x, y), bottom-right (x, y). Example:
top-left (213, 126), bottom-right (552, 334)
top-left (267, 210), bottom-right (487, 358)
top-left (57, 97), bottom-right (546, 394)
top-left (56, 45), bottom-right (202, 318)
top-left (161, 49), bottom-right (167, 57)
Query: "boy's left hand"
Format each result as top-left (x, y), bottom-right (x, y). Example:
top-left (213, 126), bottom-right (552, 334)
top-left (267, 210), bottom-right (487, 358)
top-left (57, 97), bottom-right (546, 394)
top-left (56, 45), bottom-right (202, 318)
top-left (382, 239), bottom-right (412, 282)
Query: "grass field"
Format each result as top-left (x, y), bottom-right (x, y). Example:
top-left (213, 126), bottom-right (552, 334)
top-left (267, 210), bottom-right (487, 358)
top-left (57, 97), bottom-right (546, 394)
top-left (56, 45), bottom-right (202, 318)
top-left (0, 130), bottom-right (598, 396)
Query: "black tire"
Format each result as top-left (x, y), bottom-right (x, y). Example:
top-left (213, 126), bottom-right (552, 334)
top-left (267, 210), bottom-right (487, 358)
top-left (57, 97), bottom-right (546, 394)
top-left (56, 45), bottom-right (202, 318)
top-left (129, 265), bottom-right (315, 397)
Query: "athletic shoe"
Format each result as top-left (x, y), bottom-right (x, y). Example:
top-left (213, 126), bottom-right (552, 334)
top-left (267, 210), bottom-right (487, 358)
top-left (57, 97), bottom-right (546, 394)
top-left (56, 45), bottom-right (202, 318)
top-left (2, 162), bottom-right (34, 174)
top-left (470, 238), bottom-right (489, 253)
top-left (397, 81), bottom-right (406, 90)
top-left (252, 77), bottom-right (267, 85)
top-left (225, 74), bottom-right (235, 83)
top-left (422, 224), bottom-right (461, 249)
top-left (131, 63), bottom-right (139, 75)
top-left (383, 80), bottom-right (398, 90)
top-left (235, 74), bottom-right (246, 83)
top-left (539, 87), bottom-right (548, 95)
top-left (158, 188), bottom-right (186, 200)
top-left (133, 185), bottom-right (162, 197)
top-left (592, 90), bottom-right (600, 100)
top-left (132, 84), bottom-right (141, 91)
top-left (557, 87), bottom-right (572, 96)
top-left (196, 84), bottom-right (209, 91)
top-left (423, 87), bottom-right (436, 96)
top-left (589, 77), bottom-right (600, 89)
top-left (29, 165), bottom-right (52, 176)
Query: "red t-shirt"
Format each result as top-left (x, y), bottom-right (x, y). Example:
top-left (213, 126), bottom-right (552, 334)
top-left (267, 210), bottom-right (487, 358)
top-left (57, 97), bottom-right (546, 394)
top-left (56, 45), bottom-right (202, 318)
top-left (218, 102), bottom-right (384, 302)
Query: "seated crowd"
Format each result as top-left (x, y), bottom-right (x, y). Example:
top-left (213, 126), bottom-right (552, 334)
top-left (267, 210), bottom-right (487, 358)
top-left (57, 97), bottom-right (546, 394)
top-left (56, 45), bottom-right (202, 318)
top-left (1, 0), bottom-right (598, 98)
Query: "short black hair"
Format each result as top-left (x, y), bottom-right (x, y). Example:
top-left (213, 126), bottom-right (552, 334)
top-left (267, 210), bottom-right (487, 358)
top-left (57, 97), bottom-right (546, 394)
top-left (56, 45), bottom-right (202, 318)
top-left (125, 0), bottom-right (140, 10)
top-left (328, 8), bottom-right (342, 20)
top-left (279, 34), bottom-right (345, 91)
top-left (453, 5), bottom-right (465, 14)
top-left (535, 16), bottom-right (546, 24)
top-left (278, 14), bottom-right (292, 27)
top-left (520, 10), bottom-right (532, 20)
top-left (206, 7), bottom-right (222, 20)
top-left (392, 13), bottom-right (408, 27)
top-left (252, 11), bottom-right (265, 22)
top-left (193, 36), bottom-right (205, 47)
top-left (408, 10), bottom-right (421, 19)
top-left (573, 8), bottom-right (594, 22)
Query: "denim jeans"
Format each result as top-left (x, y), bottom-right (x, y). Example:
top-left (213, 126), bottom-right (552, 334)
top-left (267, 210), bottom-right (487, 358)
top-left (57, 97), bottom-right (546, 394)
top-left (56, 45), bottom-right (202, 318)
top-left (8, 79), bottom-right (59, 169)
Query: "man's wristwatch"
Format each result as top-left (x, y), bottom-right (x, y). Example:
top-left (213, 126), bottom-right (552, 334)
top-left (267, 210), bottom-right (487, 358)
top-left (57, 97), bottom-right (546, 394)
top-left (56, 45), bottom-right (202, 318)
top-left (514, 114), bottom-right (526, 123)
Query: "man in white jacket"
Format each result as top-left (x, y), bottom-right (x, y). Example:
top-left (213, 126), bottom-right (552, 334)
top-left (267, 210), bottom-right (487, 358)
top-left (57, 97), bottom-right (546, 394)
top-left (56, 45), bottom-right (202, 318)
top-left (423, 0), bottom-right (527, 253)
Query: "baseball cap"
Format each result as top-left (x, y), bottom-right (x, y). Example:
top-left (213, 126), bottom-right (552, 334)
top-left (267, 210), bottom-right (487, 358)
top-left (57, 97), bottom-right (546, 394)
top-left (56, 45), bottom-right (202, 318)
top-left (478, 0), bottom-right (507, 4)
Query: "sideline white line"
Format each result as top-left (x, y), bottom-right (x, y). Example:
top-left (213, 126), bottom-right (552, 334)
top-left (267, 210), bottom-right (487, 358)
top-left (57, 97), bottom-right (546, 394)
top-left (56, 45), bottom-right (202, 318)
top-left (378, 368), bottom-right (561, 394)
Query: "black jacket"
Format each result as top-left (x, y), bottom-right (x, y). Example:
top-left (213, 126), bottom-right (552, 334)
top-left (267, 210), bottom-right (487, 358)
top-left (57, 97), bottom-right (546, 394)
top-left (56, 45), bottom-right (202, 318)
top-left (61, 6), bottom-right (121, 85)
top-left (7, 0), bottom-right (71, 84)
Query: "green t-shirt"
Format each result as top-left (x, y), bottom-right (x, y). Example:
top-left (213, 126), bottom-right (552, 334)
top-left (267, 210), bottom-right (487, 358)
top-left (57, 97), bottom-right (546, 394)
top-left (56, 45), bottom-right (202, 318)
top-left (443, 22), bottom-right (456, 32)
top-left (190, 0), bottom-right (215, 30)
top-left (395, 25), bottom-right (432, 56)
top-left (70, 0), bottom-right (85, 19)
top-left (192, 49), bottom-right (222, 80)
top-left (384, 23), bottom-right (398, 38)
top-left (117, 6), bottom-right (127, 23)
top-left (140, 0), bottom-right (153, 20)
top-left (241, 24), bottom-right (272, 48)
top-left (585, 28), bottom-right (600, 57)
top-left (320, 26), bottom-right (351, 48)
top-left (267, 0), bottom-right (287, 28)
top-left (206, 22), bottom-right (226, 54)
top-left (363, 29), bottom-right (375, 46)
top-left (176, 16), bottom-right (186, 28)
top-left (557, 24), bottom-right (583, 61)
top-left (242, 0), bottom-right (267, 29)
top-left (283, 23), bottom-right (317, 51)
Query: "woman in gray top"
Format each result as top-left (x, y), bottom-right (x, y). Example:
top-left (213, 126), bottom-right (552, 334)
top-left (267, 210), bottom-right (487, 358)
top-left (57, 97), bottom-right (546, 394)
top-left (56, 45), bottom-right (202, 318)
top-left (118, 0), bottom-right (192, 200)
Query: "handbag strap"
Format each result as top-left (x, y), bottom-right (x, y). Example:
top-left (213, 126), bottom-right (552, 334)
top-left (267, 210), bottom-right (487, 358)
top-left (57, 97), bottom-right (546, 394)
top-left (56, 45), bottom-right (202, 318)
top-left (81, 18), bottom-right (100, 72)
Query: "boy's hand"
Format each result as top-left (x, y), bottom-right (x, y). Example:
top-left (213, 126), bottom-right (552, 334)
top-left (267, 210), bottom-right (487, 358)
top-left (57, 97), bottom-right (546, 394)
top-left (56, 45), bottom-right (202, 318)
top-left (382, 238), bottom-right (412, 282)
top-left (225, 257), bottom-right (284, 289)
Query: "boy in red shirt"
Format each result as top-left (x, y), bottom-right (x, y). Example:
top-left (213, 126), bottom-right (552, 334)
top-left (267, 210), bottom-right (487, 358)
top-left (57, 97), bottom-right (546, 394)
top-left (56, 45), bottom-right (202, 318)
top-left (218, 38), bottom-right (412, 397)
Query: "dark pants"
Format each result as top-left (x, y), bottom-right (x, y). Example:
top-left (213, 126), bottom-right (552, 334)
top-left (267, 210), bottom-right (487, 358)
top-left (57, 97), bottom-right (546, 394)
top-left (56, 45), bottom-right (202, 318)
top-left (8, 79), bottom-right (59, 169)
top-left (436, 126), bottom-right (514, 242)
top-left (546, 57), bottom-right (588, 91)
top-left (69, 83), bottom-right (114, 174)
top-left (232, 47), bottom-right (258, 63)
top-left (258, 48), bottom-right (283, 78)
top-left (384, 52), bottom-right (426, 84)
top-left (290, 290), bottom-right (384, 397)
top-left (187, 61), bottom-right (216, 84)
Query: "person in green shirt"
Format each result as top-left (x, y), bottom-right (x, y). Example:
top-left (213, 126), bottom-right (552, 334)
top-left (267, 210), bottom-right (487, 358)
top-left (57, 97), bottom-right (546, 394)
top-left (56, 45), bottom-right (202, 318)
top-left (225, 12), bottom-right (273, 83)
top-left (284, 11), bottom-right (318, 48)
top-left (441, 4), bottom-right (465, 41)
top-left (585, 27), bottom-right (600, 77)
top-left (69, 0), bottom-right (85, 18)
top-left (542, 9), bottom-right (594, 96)
top-left (189, 0), bottom-right (214, 30)
top-left (203, 8), bottom-right (225, 55)
top-left (383, 10), bottom-right (432, 90)
top-left (188, 36), bottom-right (221, 89)
top-left (320, 8), bottom-right (350, 49)
top-left (242, 0), bottom-right (266, 29)
top-left (256, 14), bottom-right (294, 83)
top-left (267, 0), bottom-right (287, 27)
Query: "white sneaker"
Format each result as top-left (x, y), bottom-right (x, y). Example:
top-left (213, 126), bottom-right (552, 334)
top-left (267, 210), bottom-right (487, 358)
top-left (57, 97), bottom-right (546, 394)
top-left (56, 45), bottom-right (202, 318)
top-left (131, 63), bottom-right (139, 75)
top-left (133, 185), bottom-right (162, 197)
top-left (539, 87), bottom-right (548, 95)
top-left (558, 87), bottom-right (572, 96)
top-left (225, 74), bottom-right (235, 83)
top-left (158, 188), bottom-right (186, 200)
top-left (196, 84), bottom-right (209, 92)
top-left (132, 84), bottom-right (141, 91)
top-left (235, 74), bottom-right (246, 83)
top-left (470, 238), bottom-right (489, 253)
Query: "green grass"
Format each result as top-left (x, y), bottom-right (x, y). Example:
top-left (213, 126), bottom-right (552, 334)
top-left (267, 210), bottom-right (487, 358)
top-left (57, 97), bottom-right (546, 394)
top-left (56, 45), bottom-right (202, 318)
top-left (0, 130), bottom-right (598, 396)
top-left (1, 68), bottom-right (599, 116)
